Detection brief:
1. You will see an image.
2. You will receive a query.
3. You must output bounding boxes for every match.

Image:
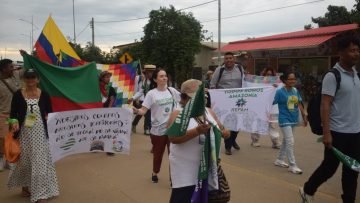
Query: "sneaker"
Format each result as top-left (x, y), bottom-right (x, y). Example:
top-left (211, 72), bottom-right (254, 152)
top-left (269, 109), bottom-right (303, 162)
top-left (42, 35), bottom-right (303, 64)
top-left (272, 144), bottom-right (281, 149)
top-left (225, 149), bottom-right (232, 155)
top-left (144, 129), bottom-right (150, 135)
top-left (151, 174), bottom-right (158, 183)
top-left (288, 166), bottom-right (303, 174)
top-left (251, 141), bottom-right (261, 147)
top-left (299, 187), bottom-right (313, 203)
top-left (233, 142), bottom-right (240, 150)
top-left (0, 157), bottom-right (4, 172)
top-left (131, 125), bottom-right (136, 133)
top-left (274, 159), bottom-right (289, 168)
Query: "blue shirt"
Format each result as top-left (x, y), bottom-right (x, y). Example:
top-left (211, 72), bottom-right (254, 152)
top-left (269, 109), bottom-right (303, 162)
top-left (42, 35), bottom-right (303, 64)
top-left (273, 87), bottom-right (302, 127)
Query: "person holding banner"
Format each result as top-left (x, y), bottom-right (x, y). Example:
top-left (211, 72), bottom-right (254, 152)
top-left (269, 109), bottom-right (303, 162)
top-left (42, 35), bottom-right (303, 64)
top-left (99, 71), bottom-right (116, 108)
top-left (250, 68), bottom-right (281, 148)
top-left (167, 79), bottom-right (230, 203)
top-left (7, 69), bottom-right (59, 203)
top-left (273, 70), bottom-right (308, 175)
top-left (209, 52), bottom-right (245, 155)
top-left (99, 71), bottom-right (117, 156)
top-left (132, 68), bottom-right (180, 183)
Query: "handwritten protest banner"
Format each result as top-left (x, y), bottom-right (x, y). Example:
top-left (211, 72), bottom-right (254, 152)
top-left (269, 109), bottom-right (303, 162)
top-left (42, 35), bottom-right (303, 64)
top-left (209, 86), bottom-right (276, 135)
top-left (48, 108), bottom-right (132, 162)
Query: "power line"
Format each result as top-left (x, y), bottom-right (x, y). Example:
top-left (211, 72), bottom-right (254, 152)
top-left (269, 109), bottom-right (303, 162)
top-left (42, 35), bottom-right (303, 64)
top-left (97, 31), bottom-right (143, 37)
top-left (201, 0), bottom-right (325, 23)
top-left (179, 0), bottom-right (217, 11)
top-left (94, 0), bottom-right (217, 24)
top-left (91, 0), bottom-right (325, 43)
top-left (77, 22), bottom-right (90, 38)
top-left (95, 16), bottom-right (148, 24)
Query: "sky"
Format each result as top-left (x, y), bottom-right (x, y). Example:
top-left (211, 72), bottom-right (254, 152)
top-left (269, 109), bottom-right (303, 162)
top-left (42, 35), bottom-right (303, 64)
top-left (0, 0), bottom-right (356, 61)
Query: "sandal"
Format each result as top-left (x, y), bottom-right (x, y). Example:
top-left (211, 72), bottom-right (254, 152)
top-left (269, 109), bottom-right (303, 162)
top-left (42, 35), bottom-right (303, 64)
top-left (21, 187), bottom-right (31, 197)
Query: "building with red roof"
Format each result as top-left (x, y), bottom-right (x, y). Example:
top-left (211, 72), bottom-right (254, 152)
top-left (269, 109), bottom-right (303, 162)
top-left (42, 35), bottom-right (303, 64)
top-left (220, 24), bottom-right (358, 100)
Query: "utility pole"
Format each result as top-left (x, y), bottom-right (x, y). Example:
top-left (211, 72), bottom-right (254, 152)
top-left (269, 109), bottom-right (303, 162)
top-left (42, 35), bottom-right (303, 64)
top-left (218, 0), bottom-right (221, 66)
top-left (31, 16), bottom-right (34, 52)
top-left (90, 17), bottom-right (95, 46)
top-left (73, 0), bottom-right (76, 43)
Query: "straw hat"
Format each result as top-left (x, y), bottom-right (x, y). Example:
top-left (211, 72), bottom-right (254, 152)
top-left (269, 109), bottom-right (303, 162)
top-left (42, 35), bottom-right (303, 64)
top-left (181, 79), bottom-right (202, 98)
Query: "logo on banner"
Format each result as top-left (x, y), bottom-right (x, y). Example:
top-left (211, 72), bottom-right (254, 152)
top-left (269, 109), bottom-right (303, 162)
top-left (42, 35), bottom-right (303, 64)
top-left (112, 140), bottom-right (124, 152)
top-left (60, 138), bottom-right (76, 150)
top-left (236, 98), bottom-right (247, 107)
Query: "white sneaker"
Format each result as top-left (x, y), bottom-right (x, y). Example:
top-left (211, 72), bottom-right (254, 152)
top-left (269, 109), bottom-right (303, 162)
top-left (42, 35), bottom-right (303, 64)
top-left (274, 159), bottom-right (289, 168)
top-left (0, 157), bottom-right (5, 172)
top-left (288, 166), bottom-right (303, 174)
top-left (299, 187), bottom-right (313, 203)
top-left (251, 141), bottom-right (261, 147)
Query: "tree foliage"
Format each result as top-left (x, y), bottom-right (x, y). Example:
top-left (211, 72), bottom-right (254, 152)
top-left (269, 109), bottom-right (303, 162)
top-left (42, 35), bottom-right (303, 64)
top-left (141, 6), bottom-right (204, 85)
top-left (306, 2), bottom-right (360, 28)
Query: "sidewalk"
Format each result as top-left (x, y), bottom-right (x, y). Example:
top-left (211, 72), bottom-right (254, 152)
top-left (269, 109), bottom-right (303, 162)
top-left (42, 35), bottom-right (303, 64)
top-left (0, 125), bottom-right (352, 203)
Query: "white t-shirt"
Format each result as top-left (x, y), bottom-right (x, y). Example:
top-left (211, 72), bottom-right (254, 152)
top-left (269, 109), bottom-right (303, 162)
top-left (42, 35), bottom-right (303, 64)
top-left (169, 109), bottom-right (217, 188)
top-left (142, 87), bottom-right (180, 135)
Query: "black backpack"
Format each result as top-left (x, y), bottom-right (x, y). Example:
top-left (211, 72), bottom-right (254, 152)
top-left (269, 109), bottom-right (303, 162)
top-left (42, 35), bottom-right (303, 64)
top-left (216, 64), bottom-right (243, 88)
top-left (307, 68), bottom-right (360, 135)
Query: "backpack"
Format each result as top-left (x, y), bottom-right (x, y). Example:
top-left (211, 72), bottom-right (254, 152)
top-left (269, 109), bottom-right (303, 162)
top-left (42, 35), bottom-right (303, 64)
top-left (307, 68), bottom-right (360, 135)
top-left (216, 64), bottom-right (243, 88)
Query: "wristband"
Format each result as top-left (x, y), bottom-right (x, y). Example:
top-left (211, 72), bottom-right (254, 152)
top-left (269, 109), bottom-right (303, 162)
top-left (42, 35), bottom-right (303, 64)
top-left (6, 118), bottom-right (19, 124)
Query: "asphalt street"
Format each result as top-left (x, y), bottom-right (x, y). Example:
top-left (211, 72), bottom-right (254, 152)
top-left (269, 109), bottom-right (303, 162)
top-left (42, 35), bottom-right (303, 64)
top-left (1, 122), bottom-right (358, 203)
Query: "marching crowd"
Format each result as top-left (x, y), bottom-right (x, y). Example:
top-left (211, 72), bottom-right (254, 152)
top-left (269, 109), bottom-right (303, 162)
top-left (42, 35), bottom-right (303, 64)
top-left (0, 34), bottom-right (359, 203)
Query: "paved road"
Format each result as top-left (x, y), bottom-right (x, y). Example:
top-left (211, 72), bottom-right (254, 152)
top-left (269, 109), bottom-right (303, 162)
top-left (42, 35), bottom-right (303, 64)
top-left (1, 123), bottom-right (359, 203)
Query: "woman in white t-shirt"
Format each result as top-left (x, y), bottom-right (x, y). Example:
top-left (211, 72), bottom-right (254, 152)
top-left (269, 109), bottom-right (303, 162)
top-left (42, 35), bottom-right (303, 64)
top-left (166, 79), bottom-right (230, 203)
top-left (133, 69), bottom-right (180, 183)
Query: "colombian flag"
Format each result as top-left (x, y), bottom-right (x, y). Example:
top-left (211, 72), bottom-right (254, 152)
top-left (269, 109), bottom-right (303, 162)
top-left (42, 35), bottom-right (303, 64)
top-left (34, 16), bottom-right (84, 67)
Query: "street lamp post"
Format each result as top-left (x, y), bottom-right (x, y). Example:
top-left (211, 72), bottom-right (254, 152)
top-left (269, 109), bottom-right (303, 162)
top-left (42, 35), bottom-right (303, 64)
top-left (73, 0), bottom-right (76, 43)
top-left (20, 32), bottom-right (32, 53)
top-left (19, 16), bottom-right (39, 52)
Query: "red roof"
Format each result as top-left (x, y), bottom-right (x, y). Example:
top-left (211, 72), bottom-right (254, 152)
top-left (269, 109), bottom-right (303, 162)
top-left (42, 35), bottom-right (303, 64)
top-left (221, 24), bottom-right (358, 52)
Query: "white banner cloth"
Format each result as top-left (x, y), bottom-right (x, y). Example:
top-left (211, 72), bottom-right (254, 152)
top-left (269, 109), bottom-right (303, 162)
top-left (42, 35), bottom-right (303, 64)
top-left (48, 108), bottom-right (132, 162)
top-left (209, 86), bottom-right (276, 135)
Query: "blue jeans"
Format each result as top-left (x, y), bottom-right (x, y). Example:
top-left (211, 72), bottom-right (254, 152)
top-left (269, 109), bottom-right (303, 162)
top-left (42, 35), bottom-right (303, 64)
top-left (277, 125), bottom-right (297, 167)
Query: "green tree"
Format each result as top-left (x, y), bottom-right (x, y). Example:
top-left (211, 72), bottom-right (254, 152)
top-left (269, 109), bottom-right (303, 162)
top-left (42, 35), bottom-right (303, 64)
top-left (142, 6), bottom-right (204, 85)
top-left (311, 5), bottom-right (352, 27)
top-left (351, 0), bottom-right (360, 25)
top-left (69, 42), bottom-right (84, 58)
top-left (81, 42), bottom-right (104, 63)
top-left (305, 3), bottom-right (360, 28)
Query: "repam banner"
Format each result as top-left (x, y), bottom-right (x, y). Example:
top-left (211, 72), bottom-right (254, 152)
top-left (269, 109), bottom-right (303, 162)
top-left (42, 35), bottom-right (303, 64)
top-left (209, 86), bottom-right (276, 135)
top-left (47, 108), bottom-right (132, 162)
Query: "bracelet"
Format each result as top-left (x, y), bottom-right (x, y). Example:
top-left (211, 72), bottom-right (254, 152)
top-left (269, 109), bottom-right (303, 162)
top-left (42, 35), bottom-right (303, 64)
top-left (6, 118), bottom-right (19, 124)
